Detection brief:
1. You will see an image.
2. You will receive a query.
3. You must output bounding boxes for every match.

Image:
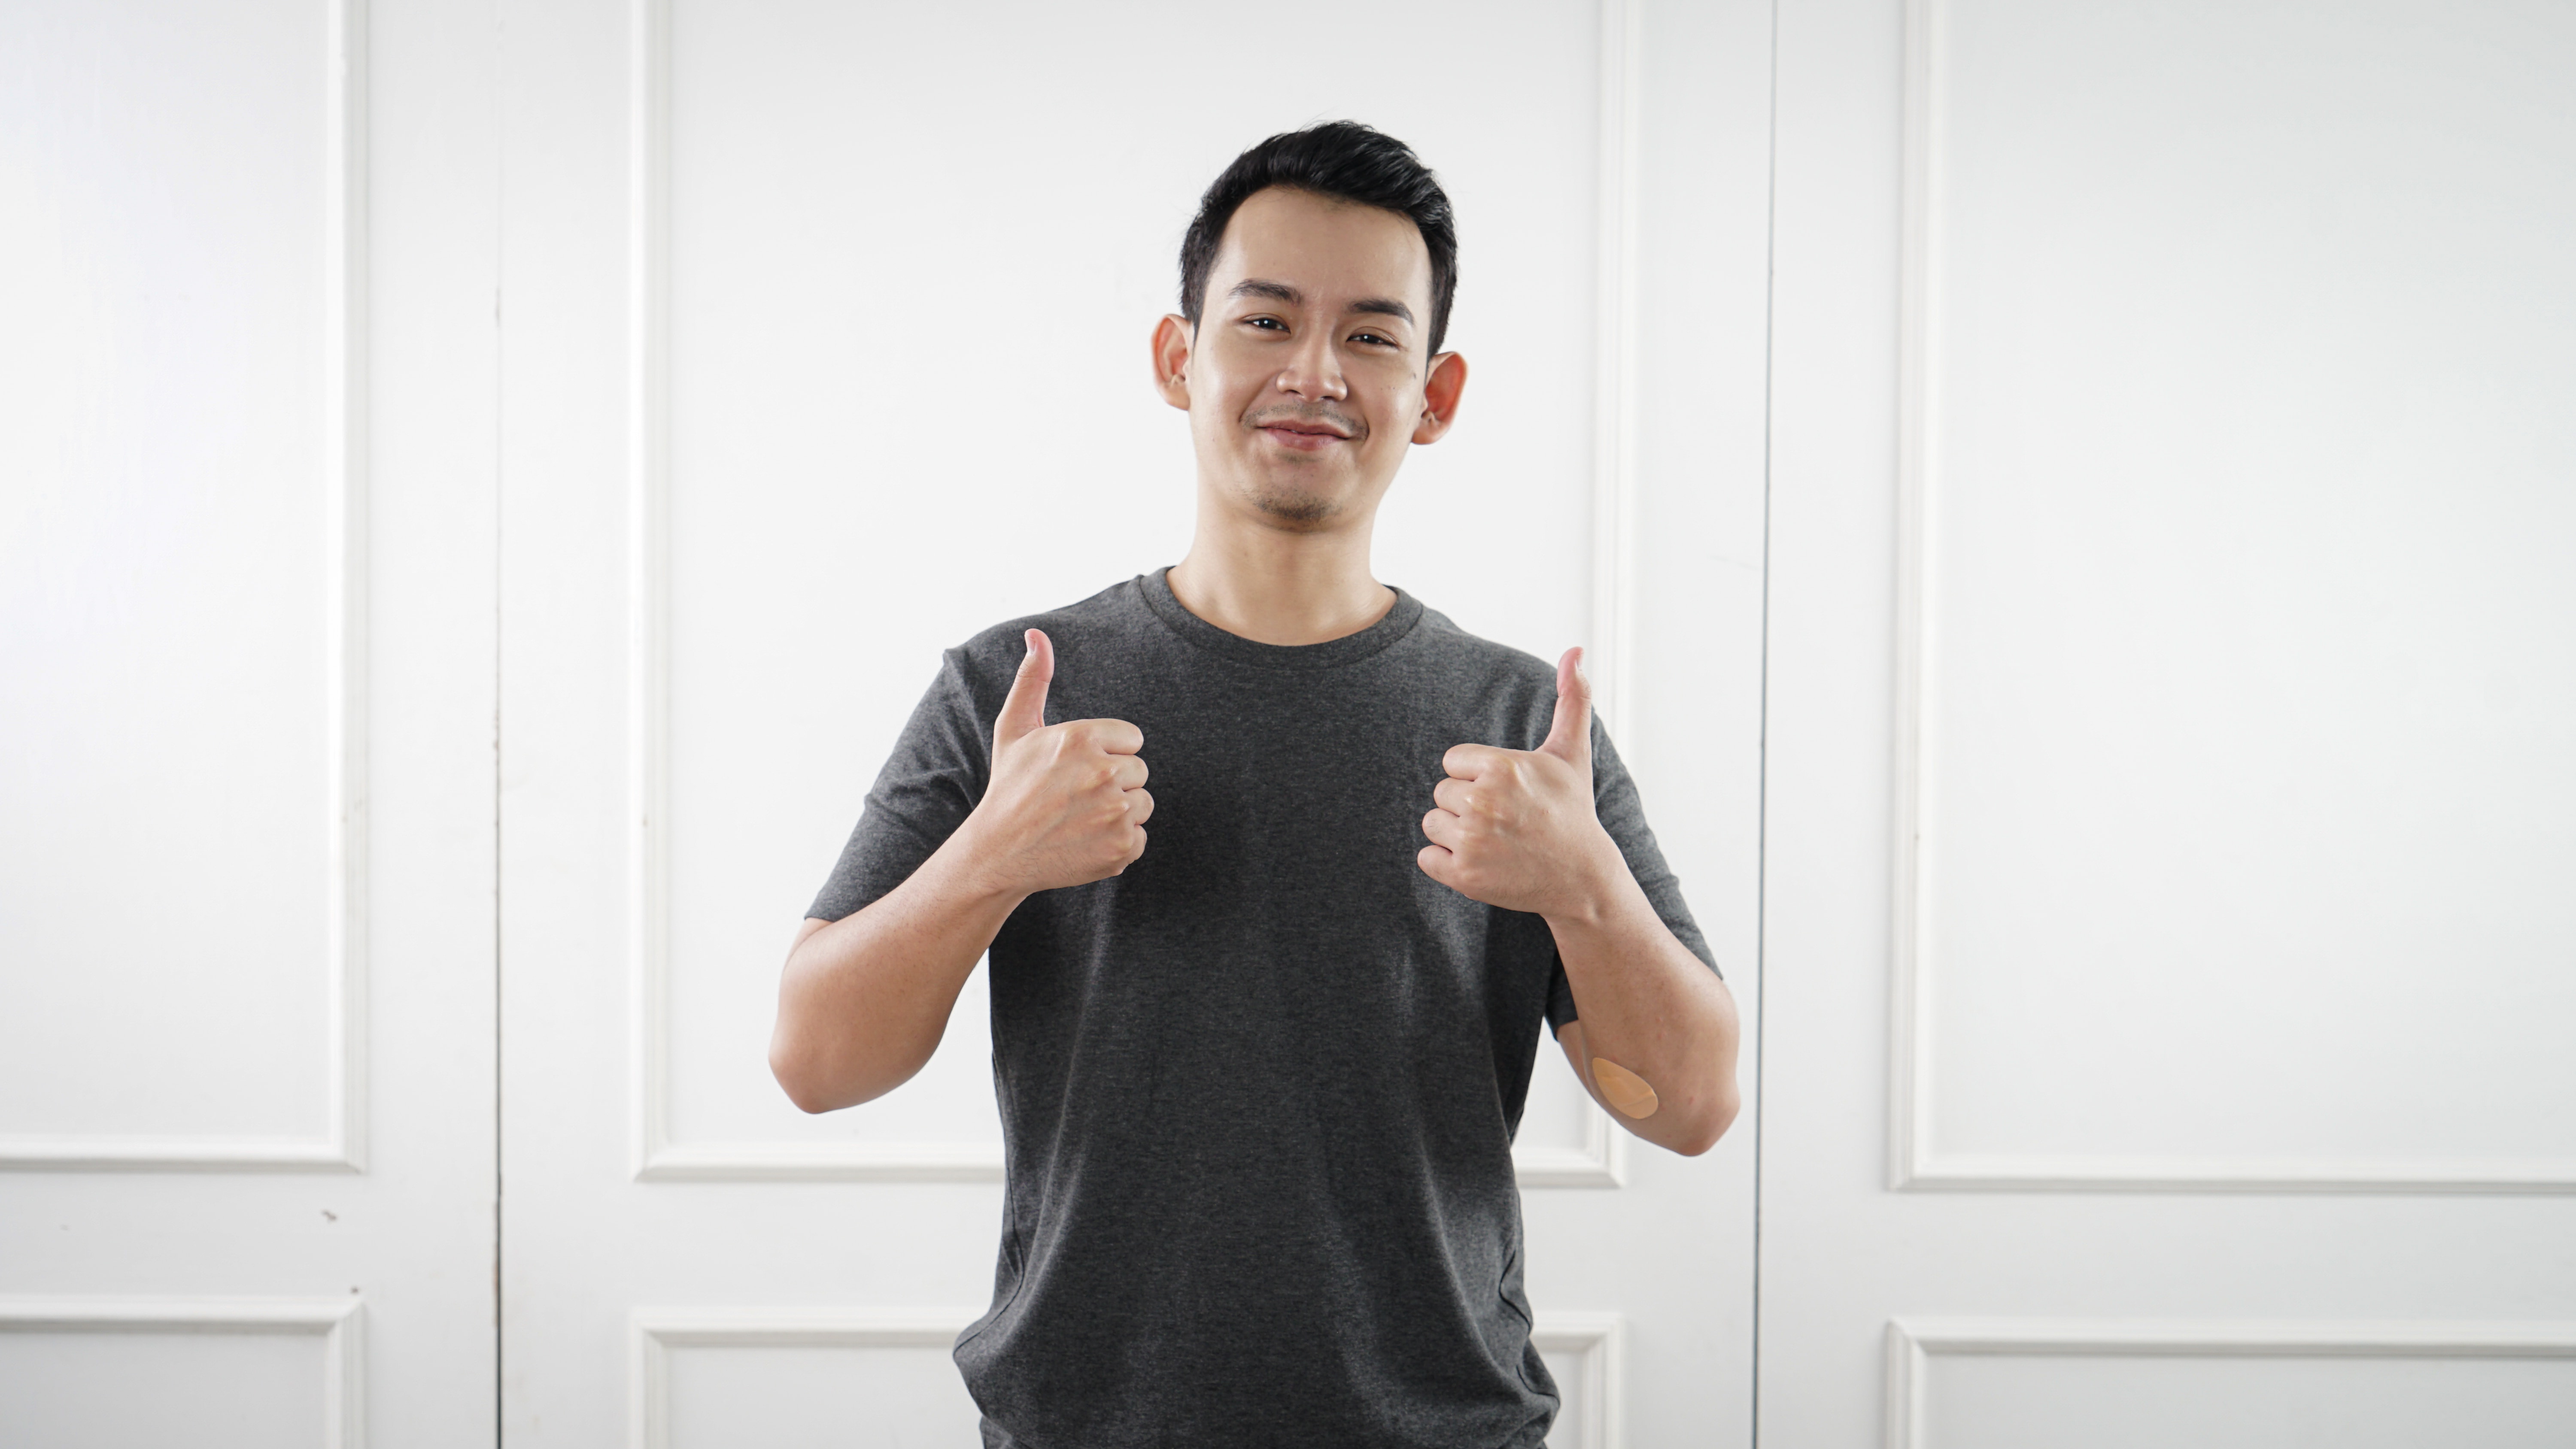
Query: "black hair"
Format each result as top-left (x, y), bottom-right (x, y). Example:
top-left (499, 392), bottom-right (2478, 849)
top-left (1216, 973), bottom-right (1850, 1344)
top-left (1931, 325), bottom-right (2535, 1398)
top-left (1178, 121), bottom-right (1459, 356)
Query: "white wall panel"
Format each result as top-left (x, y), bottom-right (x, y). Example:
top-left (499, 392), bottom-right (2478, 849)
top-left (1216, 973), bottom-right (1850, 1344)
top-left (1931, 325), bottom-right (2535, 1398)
top-left (634, 1307), bottom-right (1621, 1449)
top-left (1896, 1321), bottom-right (2576, 1449)
top-left (637, 0), bottom-right (1631, 1179)
top-left (634, 1310), bottom-right (983, 1449)
top-left (505, 1), bottom-right (1764, 1438)
top-left (0, 1331), bottom-right (328, 1449)
top-left (1534, 1312), bottom-right (1624, 1449)
top-left (0, 0), bottom-right (363, 1164)
top-left (1761, 0), bottom-right (2576, 1440)
top-left (1892, 0), bottom-right (2576, 1188)
top-left (3, 0), bottom-right (500, 1438)
top-left (660, 1345), bottom-right (977, 1449)
top-left (0, 1298), bottom-right (361, 1449)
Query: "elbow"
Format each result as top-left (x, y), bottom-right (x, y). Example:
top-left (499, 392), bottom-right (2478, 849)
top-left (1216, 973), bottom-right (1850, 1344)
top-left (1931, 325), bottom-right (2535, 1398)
top-left (770, 1028), bottom-right (912, 1116)
top-left (768, 1038), bottom-right (840, 1116)
top-left (1674, 1082), bottom-right (1743, 1158)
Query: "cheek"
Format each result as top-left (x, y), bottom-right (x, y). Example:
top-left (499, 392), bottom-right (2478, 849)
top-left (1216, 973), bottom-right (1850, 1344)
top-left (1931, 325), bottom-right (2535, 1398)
top-left (1194, 357), bottom-right (1270, 419)
top-left (1361, 380), bottom-right (1423, 440)
top-left (1186, 373), bottom-right (1257, 436)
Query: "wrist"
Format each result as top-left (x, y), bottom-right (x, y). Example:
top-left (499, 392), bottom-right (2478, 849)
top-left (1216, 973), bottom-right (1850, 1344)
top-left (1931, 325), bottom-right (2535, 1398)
top-left (1540, 825), bottom-right (1630, 928)
top-left (936, 810), bottom-right (1033, 909)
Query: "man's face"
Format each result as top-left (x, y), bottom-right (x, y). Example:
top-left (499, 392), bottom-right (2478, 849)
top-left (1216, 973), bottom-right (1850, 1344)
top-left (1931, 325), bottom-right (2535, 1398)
top-left (1159, 186), bottom-right (1460, 532)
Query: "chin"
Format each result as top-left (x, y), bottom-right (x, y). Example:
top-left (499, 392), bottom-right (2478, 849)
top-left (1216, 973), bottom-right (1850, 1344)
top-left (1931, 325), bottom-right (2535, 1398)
top-left (1227, 467), bottom-right (1355, 530)
top-left (1248, 488), bottom-right (1341, 527)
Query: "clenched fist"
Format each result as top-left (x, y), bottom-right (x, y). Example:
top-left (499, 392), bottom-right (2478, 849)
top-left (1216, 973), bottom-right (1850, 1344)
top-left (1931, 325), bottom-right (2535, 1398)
top-left (1418, 647), bottom-right (1620, 918)
top-left (959, 629), bottom-right (1153, 896)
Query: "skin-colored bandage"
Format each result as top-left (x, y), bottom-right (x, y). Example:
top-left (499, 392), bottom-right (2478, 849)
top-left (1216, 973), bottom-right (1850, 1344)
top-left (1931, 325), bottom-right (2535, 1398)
top-left (1589, 1057), bottom-right (1659, 1119)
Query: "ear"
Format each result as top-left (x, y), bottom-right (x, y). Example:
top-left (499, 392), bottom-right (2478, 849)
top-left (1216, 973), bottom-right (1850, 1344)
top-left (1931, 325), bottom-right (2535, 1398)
top-left (1151, 314), bottom-right (1194, 412)
top-left (1412, 350), bottom-right (1468, 445)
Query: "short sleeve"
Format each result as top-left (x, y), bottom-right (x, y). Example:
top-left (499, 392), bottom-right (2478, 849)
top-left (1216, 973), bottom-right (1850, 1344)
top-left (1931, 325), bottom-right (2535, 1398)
top-left (807, 649), bottom-right (993, 922)
top-left (1544, 716), bottom-right (1720, 1033)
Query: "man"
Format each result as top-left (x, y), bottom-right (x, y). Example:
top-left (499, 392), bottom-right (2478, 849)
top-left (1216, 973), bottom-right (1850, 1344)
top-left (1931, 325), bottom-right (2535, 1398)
top-left (770, 121), bottom-right (1739, 1447)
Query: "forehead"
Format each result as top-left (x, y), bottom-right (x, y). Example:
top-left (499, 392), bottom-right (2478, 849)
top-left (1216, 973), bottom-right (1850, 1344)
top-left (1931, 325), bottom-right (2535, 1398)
top-left (1210, 186), bottom-right (1432, 312)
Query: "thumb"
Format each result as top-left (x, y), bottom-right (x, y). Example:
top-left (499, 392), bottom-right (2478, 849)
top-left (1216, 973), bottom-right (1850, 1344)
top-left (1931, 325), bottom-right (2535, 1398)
top-left (1540, 646), bottom-right (1592, 766)
top-left (995, 628), bottom-right (1053, 743)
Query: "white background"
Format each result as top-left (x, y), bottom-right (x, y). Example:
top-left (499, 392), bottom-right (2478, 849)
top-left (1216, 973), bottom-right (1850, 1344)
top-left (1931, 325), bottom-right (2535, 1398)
top-left (4, 0), bottom-right (2570, 1444)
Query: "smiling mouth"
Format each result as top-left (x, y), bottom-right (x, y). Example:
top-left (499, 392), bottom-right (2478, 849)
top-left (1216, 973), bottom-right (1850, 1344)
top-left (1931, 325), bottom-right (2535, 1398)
top-left (1249, 413), bottom-right (1358, 450)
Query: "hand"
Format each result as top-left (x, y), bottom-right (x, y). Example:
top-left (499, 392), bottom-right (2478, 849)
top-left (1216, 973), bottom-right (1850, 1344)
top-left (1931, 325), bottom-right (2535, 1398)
top-left (1417, 647), bottom-right (1619, 917)
top-left (961, 629), bottom-right (1152, 896)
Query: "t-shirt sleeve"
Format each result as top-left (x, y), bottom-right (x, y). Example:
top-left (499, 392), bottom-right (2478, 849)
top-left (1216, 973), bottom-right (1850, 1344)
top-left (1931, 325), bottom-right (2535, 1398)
top-left (807, 649), bottom-right (993, 922)
top-left (1544, 715), bottom-right (1721, 1033)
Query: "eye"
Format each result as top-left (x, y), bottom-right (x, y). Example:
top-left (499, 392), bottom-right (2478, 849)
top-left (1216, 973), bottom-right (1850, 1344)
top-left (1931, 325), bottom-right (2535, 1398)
top-left (1242, 315), bottom-right (1288, 332)
top-left (1350, 330), bottom-right (1396, 348)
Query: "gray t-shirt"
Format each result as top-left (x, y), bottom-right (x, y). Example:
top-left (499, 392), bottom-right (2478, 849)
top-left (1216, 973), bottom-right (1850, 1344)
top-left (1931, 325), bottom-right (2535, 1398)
top-left (809, 569), bottom-right (1716, 1449)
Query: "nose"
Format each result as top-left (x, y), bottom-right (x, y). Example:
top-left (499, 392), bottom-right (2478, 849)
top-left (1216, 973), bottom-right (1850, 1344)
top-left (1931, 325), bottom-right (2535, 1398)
top-left (1274, 323), bottom-right (1349, 403)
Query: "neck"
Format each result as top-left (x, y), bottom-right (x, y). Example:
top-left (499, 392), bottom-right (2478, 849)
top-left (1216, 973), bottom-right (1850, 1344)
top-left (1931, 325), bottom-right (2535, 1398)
top-left (1166, 498), bottom-right (1394, 647)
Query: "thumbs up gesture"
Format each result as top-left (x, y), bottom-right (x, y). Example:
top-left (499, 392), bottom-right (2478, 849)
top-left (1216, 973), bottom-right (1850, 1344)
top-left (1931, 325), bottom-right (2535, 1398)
top-left (1418, 647), bottom-right (1620, 917)
top-left (960, 629), bottom-right (1153, 896)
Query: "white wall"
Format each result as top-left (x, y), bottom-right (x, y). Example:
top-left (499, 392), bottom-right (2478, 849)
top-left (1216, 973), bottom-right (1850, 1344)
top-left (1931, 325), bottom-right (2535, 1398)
top-left (1761, 0), bottom-right (2576, 1443)
top-left (0, 0), bottom-right (501, 1443)
top-left (7, 0), bottom-right (2571, 1443)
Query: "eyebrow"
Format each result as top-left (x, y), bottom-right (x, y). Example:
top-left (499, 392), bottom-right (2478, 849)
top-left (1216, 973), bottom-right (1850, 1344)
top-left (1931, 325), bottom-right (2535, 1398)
top-left (1228, 279), bottom-right (1416, 326)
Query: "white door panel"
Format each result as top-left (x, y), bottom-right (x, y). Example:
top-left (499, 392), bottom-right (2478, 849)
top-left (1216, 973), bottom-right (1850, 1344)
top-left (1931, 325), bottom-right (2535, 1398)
top-left (501, 0), bottom-right (1768, 1442)
top-left (1762, 0), bottom-right (2576, 1442)
top-left (1896, 1322), bottom-right (2576, 1449)
top-left (0, 0), bottom-right (498, 1443)
top-left (3, 0), bottom-right (351, 1169)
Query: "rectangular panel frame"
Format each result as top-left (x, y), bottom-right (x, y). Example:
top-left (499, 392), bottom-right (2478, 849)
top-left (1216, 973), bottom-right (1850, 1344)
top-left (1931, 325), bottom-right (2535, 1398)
top-left (1885, 1317), bottom-right (2576, 1449)
top-left (0, 1296), bottom-right (366, 1448)
top-left (0, 0), bottom-right (371, 1177)
top-left (622, 0), bottom-right (1646, 1190)
top-left (1883, 0), bottom-right (2576, 1195)
top-left (631, 1305), bottom-right (1623, 1449)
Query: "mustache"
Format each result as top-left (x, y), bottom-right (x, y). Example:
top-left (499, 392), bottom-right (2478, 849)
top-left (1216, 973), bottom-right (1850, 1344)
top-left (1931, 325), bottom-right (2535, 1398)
top-left (1244, 404), bottom-right (1363, 440)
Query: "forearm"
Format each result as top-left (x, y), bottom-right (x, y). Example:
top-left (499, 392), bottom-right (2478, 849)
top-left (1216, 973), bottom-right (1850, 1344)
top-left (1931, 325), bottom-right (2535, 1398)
top-left (1543, 850), bottom-right (1742, 1155)
top-left (769, 822), bottom-right (1026, 1114)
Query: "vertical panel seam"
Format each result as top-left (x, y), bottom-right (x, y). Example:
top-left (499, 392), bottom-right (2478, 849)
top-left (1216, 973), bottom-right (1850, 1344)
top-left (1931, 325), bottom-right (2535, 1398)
top-left (1750, 0), bottom-right (1784, 1441)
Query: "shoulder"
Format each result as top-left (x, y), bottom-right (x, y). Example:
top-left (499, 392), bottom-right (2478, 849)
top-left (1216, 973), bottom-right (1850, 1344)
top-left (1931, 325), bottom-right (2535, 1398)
top-left (1412, 602), bottom-right (1546, 690)
top-left (940, 575), bottom-right (1157, 705)
top-left (1395, 599), bottom-right (1564, 745)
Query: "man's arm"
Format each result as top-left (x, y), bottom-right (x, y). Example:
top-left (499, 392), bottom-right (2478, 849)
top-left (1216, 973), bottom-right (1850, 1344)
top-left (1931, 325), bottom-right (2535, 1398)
top-left (1547, 903), bottom-right (1741, 1157)
top-left (1418, 647), bottom-right (1741, 1155)
top-left (769, 629), bottom-right (1151, 1114)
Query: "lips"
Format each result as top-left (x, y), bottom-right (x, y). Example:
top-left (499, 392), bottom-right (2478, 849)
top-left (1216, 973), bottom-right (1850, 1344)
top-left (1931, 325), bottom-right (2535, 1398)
top-left (1250, 413), bottom-right (1358, 449)
top-left (1259, 424), bottom-right (1347, 452)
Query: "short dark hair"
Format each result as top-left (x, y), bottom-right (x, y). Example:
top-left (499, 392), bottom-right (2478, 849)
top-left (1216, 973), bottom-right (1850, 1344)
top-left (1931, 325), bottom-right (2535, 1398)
top-left (1179, 121), bottom-right (1459, 356)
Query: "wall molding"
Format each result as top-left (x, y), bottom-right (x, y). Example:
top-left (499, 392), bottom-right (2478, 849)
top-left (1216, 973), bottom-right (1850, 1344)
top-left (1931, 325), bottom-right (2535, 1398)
top-left (0, 1295), bottom-right (366, 1447)
top-left (629, 1306), bottom-right (980, 1449)
top-left (638, 1126), bottom-right (1623, 1188)
top-left (623, 0), bottom-right (1645, 1189)
top-left (1519, 1104), bottom-right (1630, 1189)
top-left (1893, 1152), bottom-right (2576, 1195)
top-left (0, 0), bottom-right (368, 1177)
top-left (1885, 1317), bottom-right (2576, 1449)
top-left (1534, 1310), bottom-right (1628, 1449)
top-left (1883, 0), bottom-right (2576, 1195)
top-left (1589, 0), bottom-right (1643, 734)
top-left (632, 1306), bottom-right (1620, 1449)
top-left (638, 1139), bottom-right (1000, 1183)
top-left (626, 0), bottom-right (677, 1184)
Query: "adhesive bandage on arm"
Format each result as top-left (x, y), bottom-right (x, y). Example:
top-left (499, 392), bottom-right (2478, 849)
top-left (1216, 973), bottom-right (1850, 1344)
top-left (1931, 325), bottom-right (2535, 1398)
top-left (1589, 1056), bottom-right (1659, 1119)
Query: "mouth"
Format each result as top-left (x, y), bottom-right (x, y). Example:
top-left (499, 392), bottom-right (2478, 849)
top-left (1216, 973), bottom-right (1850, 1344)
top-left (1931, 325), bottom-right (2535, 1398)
top-left (1252, 417), bottom-right (1358, 452)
